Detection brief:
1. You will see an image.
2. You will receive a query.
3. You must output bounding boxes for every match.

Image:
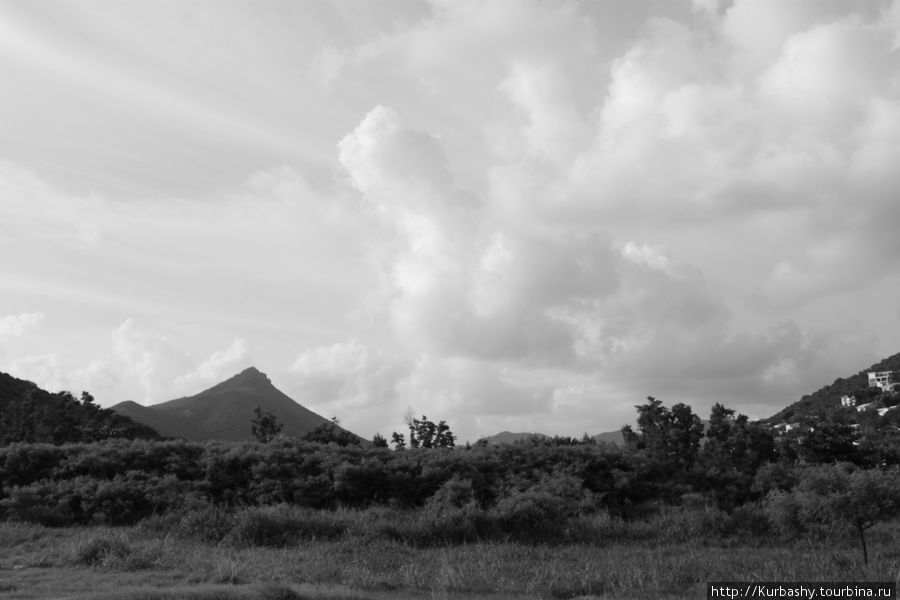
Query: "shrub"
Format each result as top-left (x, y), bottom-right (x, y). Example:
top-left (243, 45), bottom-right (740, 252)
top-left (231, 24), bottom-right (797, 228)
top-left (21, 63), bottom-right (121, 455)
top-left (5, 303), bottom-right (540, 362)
top-left (492, 489), bottom-right (569, 540)
top-left (765, 490), bottom-right (805, 537)
top-left (0, 484), bottom-right (72, 526)
top-left (72, 534), bottom-right (132, 567)
top-left (258, 584), bottom-right (303, 600)
top-left (172, 505), bottom-right (235, 543)
top-left (226, 505), bottom-right (345, 547)
top-left (720, 503), bottom-right (771, 538)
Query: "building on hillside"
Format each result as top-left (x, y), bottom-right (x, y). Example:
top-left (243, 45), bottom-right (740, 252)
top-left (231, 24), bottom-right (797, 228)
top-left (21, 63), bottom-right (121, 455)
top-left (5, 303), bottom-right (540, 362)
top-left (840, 395), bottom-right (856, 407)
top-left (878, 406), bottom-right (896, 417)
top-left (773, 422), bottom-right (799, 434)
top-left (868, 371), bottom-right (895, 391)
top-left (857, 402), bottom-right (873, 413)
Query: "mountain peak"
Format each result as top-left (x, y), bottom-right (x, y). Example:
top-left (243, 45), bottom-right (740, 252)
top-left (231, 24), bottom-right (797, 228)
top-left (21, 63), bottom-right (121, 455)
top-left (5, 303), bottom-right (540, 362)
top-left (112, 365), bottom-right (341, 442)
top-left (230, 366), bottom-right (270, 384)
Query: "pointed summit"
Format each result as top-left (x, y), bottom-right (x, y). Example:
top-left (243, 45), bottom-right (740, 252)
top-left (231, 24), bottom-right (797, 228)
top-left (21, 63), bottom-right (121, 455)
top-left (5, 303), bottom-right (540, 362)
top-left (111, 367), bottom-right (355, 442)
top-left (212, 366), bottom-right (272, 391)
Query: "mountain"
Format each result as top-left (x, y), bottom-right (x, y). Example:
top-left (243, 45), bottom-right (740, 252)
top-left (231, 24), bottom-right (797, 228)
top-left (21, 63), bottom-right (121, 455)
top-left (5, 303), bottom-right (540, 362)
top-left (112, 367), bottom-right (359, 443)
top-left (479, 429), bottom-right (626, 446)
top-left (0, 371), bottom-right (161, 445)
top-left (592, 429), bottom-right (626, 445)
top-left (479, 431), bottom-right (549, 445)
top-left (768, 352), bottom-right (900, 423)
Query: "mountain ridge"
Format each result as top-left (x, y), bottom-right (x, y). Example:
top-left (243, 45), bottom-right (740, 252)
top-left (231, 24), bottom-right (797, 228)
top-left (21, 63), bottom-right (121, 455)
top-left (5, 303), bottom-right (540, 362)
top-left (112, 366), bottom-right (359, 443)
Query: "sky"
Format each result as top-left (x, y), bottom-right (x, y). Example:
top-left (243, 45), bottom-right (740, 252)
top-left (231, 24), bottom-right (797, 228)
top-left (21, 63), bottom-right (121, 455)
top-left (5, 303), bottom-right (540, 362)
top-left (2, 0), bottom-right (900, 443)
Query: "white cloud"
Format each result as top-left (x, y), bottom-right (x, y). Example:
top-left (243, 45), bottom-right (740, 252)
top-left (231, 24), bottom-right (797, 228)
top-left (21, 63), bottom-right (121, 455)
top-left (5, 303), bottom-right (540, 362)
top-left (5, 353), bottom-right (119, 398)
top-left (173, 338), bottom-right (252, 393)
top-left (0, 312), bottom-right (45, 341)
top-left (112, 319), bottom-right (193, 402)
top-left (5, 1), bottom-right (900, 442)
top-left (287, 339), bottom-right (408, 420)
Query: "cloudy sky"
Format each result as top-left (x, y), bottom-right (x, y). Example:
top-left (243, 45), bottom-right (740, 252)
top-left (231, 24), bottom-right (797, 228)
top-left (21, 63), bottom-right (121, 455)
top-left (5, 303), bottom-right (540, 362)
top-left (2, 0), bottom-right (900, 442)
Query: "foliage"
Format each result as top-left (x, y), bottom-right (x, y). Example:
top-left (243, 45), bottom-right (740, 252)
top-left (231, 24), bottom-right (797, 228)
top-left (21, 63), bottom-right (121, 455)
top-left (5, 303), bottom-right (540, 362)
top-left (0, 372), bottom-right (160, 445)
top-left (406, 415), bottom-right (455, 449)
top-left (303, 417), bottom-right (361, 446)
top-left (698, 403), bottom-right (775, 509)
top-left (622, 396), bottom-right (704, 472)
top-left (781, 463), bottom-right (900, 563)
top-left (250, 406), bottom-right (283, 443)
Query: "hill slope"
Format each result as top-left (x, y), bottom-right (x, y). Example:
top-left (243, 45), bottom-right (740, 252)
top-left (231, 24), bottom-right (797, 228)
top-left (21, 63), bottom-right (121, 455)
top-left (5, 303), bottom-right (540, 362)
top-left (0, 371), bottom-right (161, 445)
top-left (479, 431), bottom-right (549, 445)
top-left (479, 429), bottom-right (626, 446)
top-left (112, 367), bottom-right (357, 442)
top-left (768, 352), bottom-right (900, 423)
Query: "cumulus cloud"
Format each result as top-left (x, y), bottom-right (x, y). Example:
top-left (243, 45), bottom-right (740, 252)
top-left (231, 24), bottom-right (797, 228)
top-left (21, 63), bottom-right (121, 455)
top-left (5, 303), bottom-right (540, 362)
top-left (112, 319), bottom-right (252, 403)
top-left (173, 338), bottom-right (252, 393)
top-left (112, 319), bottom-right (194, 402)
top-left (6, 353), bottom-right (120, 398)
top-left (287, 340), bottom-right (408, 426)
top-left (7, 0), bottom-right (899, 441)
top-left (0, 312), bottom-right (45, 341)
top-left (330, 72), bottom-right (891, 439)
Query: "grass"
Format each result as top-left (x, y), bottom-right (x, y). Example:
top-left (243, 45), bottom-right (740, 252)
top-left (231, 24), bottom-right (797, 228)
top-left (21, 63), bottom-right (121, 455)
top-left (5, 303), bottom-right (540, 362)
top-left (1, 507), bottom-right (899, 600)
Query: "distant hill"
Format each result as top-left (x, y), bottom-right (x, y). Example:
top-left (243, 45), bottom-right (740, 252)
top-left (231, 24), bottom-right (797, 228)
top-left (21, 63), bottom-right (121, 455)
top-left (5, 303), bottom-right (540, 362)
top-left (479, 431), bottom-right (549, 445)
top-left (479, 429), bottom-right (626, 446)
top-left (0, 371), bottom-right (161, 445)
top-left (112, 367), bottom-right (361, 443)
top-left (768, 352), bottom-right (900, 423)
top-left (593, 429), bottom-right (626, 446)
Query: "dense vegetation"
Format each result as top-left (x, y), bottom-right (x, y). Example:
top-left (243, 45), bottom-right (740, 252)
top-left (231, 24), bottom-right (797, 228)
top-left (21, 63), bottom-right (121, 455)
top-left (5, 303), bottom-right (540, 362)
top-left (0, 372), bottom-right (161, 445)
top-left (3, 394), bottom-right (900, 565)
top-left (4, 358), bottom-right (900, 581)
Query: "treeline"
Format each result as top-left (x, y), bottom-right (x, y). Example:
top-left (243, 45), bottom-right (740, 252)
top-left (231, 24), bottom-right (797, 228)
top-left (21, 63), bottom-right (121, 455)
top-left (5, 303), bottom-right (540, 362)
top-left (3, 395), bottom-right (900, 562)
top-left (0, 372), bottom-right (161, 445)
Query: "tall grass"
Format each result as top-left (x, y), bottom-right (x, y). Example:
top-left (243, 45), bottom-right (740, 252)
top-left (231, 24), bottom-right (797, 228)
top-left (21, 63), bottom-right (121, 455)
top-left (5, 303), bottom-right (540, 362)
top-left (3, 505), bottom-right (900, 600)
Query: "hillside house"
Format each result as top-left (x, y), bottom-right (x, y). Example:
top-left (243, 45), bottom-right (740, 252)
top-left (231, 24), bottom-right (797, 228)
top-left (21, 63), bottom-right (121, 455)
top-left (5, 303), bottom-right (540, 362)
top-left (868, 371), bottom-right (895, 391)
top-left (857, 402), bottom-right (874, 413)
top-left (878, 406), bottom-right (896, 417)
top-left (773, 422), bottom-right (799, 434)
top-left (841, 395), bottom-right (856, 407)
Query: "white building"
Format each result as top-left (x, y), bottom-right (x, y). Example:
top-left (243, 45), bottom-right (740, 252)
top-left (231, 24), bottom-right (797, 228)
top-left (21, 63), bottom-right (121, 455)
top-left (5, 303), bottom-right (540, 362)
top-left (868, 371), bottom-right (894, 391)
top-left (840, 395), bottom-right (856, 407)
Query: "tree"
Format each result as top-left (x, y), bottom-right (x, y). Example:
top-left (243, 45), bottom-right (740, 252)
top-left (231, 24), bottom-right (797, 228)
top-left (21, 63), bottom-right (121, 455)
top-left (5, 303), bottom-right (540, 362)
top-left (793, 418), bottom-right (862, 464)
top-left (788, 464), bottom-right (900, 564)
top-left (407, 415), bottom-right (455, 449)
top-left (699, 403), bottom-right (776, 507)
top-left (622, 396), bottom-right (704, 470)
top-left (250, 405), bottom-right (283, 443)
top-left (372, 433), bottom-right (389, 448)
top-left (304, 416), bottom-right (360, 446)
top-left (391, 431), bottom-right (406, 450)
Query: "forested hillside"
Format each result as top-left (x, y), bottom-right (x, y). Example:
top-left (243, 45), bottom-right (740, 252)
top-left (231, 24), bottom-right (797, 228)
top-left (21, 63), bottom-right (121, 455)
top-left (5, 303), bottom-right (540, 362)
top-left (0, 372), bottom-right (160, 445)
top-left (769, 352), bottom-right (900, 422)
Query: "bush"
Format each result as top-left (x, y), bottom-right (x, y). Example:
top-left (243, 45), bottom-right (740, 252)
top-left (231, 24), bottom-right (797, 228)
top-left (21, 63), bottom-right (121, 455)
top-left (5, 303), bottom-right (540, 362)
top-left (226, 505), bottom-right (345, 547)
top-left (492, 489), bottom-right (569, 540)
top-left (258, 584), bottom-right (303, 600)
top-left (765, 490), bottom-right (805, 537)
top-left (720, 503), bottom-right (771, 538)
top-left (72, 534), bottom-right (132, 567)
top-left (0, 484), bottom-right (72, 526)
top-left (173, 505), bottom-right (235, 543)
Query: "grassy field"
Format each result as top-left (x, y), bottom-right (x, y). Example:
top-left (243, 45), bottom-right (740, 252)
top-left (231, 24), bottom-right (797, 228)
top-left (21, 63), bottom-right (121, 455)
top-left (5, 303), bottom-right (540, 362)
top-left (2, 507), bottom-right (899, 600)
